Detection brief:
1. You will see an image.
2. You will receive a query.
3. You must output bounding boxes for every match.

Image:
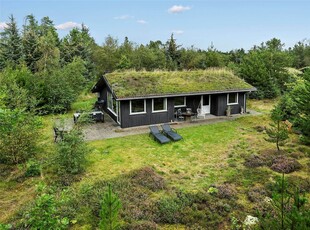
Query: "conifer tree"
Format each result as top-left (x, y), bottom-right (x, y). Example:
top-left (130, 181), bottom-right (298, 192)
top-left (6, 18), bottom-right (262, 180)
top-left (265, 107), bottom-right (289, 151)
top-left (22, 14), bottom-right (41, 72)
top-left (99, 184), bottom-right (122, 230)
top-left (0, 15), bottom-right (23, 70)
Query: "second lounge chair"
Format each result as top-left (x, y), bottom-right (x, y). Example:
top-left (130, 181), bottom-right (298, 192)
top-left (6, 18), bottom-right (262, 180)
top-left (161, 124), bottom-right (183, 141)
top-left (149, 125), bottom-right (171, 144)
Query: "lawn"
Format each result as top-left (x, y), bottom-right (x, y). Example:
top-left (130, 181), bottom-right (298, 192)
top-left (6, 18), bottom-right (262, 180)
top-left (1, 99), bottom-right (309, 229)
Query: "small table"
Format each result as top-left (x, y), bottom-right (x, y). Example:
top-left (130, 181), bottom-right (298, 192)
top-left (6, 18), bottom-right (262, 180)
top-left (181, 112), bottom-right (195, 121)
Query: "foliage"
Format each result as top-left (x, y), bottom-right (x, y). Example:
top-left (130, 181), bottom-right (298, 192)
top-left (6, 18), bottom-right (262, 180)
top-left (0, 223), bottom-right (12, 230)
top-left (99, 184), bottom-right (122, 230)
top-left (0, 109), bottom-right (41, 164)
top-left (239, 38), bottom-right (291, 99)
top-left (54, 128), bottom-right (89, 181)
top-left (258, 173), bottom-right (310, 230)
top-left (265, 107), bottom-right (289, 151)
top-left (0, 15), bottom-right (22, 70)
top-left (0, 65), bottom-right (37, 111)
top-left (25, 159), bottom-right (41, 177)
top-left (276, 70), bottom-right (310, 144)
top-left (22, 185), bottom-right (69, 230)
top-left (33, 58), bottom-right (86, 114)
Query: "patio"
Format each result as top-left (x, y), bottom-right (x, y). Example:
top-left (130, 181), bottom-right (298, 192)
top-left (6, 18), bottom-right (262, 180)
top-left (81, 110), bottom-right (260, 141)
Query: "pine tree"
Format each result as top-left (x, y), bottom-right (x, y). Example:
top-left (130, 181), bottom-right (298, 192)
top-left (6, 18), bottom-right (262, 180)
top-left (265, 107), bottom-right (289, 151)
top-left (0, 15), bottom-right (23, 70)
top-left (99, 184), bottom-right (122, 230)
top-left (22, 14), bottom-right (41, 72)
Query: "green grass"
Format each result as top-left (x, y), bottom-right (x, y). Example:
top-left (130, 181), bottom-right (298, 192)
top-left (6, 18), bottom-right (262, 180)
top-left (1, 98), bottom-right (309, 228)
top-left (104, 69), bottom-right (254, 98)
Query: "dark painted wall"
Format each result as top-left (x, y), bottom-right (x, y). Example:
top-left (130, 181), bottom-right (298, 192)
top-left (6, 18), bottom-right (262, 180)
top-left (97, 90), bottom-right (248, 128)
top-left (120, 98), bottom-right (175, 128)
top-left (213, 92), bottom-right (246, 116)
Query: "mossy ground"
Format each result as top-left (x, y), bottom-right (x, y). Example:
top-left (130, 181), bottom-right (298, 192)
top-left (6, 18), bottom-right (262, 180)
top-left (0, 98), bottom-right (309, 229)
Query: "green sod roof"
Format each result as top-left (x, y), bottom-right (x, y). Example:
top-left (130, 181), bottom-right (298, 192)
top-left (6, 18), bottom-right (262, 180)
top-left (104, 69), bottom-right (255, 99)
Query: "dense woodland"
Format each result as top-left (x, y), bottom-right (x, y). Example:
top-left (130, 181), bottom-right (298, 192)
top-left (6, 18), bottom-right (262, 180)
top-left (0, 15), bottom-right (310, 229)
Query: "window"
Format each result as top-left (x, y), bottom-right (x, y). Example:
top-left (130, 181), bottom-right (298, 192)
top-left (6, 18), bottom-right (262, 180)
top-left (107, 91), bottom-right (117, 115)
top-left (174, 97), bottom-right (186, 107)
top-left (152, 98), bottom-right (167, 112)
top-left (227, 93), bottom-right (238, 105)
top-left (130, 99), bottom-right (146, 114)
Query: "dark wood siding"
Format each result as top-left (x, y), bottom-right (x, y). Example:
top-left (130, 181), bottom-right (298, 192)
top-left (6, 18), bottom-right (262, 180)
top-left (120, 98), bottom-right (173, 128)
top-left (118, 92), bottom-right (248, 128)
top-left (213, 92), bottom-right (246, 116)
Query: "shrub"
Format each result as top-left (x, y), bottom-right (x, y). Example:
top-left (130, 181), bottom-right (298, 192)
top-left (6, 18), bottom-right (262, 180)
top-left (23, 192), bottom-right (69, 229)
top-left (0, 109), bottom-right (41, 165)
top-left (244, 154), bottom-right (266, 168)
top-left (54, 128), bottom-right (90, 185)
top-left (270, 156), bottom-right (302, 173)
top-left (155, 197), bottom-right (181, 224)
top-left (123, 221), bottom-right (158, 230)
top-left (217, 183), bottom-right (237, 199)
top-left (247, 185), bottom-right (269, 202)
top-left (25, 159), bottom-right (41, 177)
top-left (131, 167), bottom-right (165, 191)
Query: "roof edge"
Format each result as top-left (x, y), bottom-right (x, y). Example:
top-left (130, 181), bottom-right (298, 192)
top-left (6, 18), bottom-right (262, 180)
top-left (116, 88), bottom-right (257, 101)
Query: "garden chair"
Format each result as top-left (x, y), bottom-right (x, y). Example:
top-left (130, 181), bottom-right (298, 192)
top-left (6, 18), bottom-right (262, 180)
top-left (149, 125), bottom-right (171, 144)
top-left (161, 124), bottom-right (182, 141)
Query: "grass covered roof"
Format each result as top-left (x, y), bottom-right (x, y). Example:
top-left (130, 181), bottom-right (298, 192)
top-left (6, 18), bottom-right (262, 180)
top-left (104, 69), bottom-right (255, 99)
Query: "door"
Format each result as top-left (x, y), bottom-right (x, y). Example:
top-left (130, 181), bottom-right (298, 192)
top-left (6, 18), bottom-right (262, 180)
top-left (201, 95), bottom-right (210, 114)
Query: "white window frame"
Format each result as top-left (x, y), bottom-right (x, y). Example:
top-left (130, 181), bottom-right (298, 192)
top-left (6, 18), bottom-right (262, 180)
top-left (174, 96), bottom-right (186, 108)
top-left (152, 98), bottom-right (167, 113)
top-left (130, 99), bottom-right (146, 115)
top-left (227, 92), bottom-right (239, 105)
top-left (107, 91), bottom-right (117, 116)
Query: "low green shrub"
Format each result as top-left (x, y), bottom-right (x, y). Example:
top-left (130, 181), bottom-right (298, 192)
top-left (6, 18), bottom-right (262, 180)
top-left (25, 159), bottom-right (41, 177)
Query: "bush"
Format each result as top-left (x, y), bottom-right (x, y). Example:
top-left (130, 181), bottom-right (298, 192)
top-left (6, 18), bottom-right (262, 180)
top-left (155, 197), bottom-right (181, 224)
top-left (54, 128), bottom-right (90, 185)
top-left (270, 156), bottom-right (302, 173)
top-left (25, 159), bottom-right (41, 177)
top-left (0, 109), bottom-right (41, 165)
top-left (217, 183), bottom-right (237, 199)
top-left (244, 154), bottom-right (266, 168)
top-left (123, 221), bottom-right (158, 230)
top-left (22, 191), bottom-right (69, 229)
top-left (131, 167), bottom-right (165, 191)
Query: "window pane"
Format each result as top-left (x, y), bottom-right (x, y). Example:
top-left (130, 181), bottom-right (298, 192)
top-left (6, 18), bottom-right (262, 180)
top-left (228, 93), bottom-right (237, 104)
top-left (203, 95), bottom-right (209, 106)
top-left (131, 100), bottom-right (145, 113)
top-left (175, 97), bottom-right (185, 106)
top-left (153, 98), bottom-right (166, 111)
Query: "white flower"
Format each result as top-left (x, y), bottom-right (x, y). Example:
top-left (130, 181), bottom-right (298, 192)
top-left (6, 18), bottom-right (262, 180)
top-left (243, 215), bottom-right (259, 226)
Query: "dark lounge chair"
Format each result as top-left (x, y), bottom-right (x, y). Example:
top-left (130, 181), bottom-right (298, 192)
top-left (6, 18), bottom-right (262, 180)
top-left (161, 124), bottom-right (183, 141)
top-left (149, 125), bottom-right (171, 144)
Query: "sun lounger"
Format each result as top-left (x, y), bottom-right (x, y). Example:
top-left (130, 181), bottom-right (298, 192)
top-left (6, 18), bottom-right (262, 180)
top-left (149, 125), bottom-right (171, 144)
top-left (161, 124), bottom-right (182, 141)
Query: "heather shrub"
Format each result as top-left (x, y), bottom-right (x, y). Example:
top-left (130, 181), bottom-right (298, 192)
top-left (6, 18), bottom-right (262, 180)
top-left (270, 156), bottom-right (302, 173)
